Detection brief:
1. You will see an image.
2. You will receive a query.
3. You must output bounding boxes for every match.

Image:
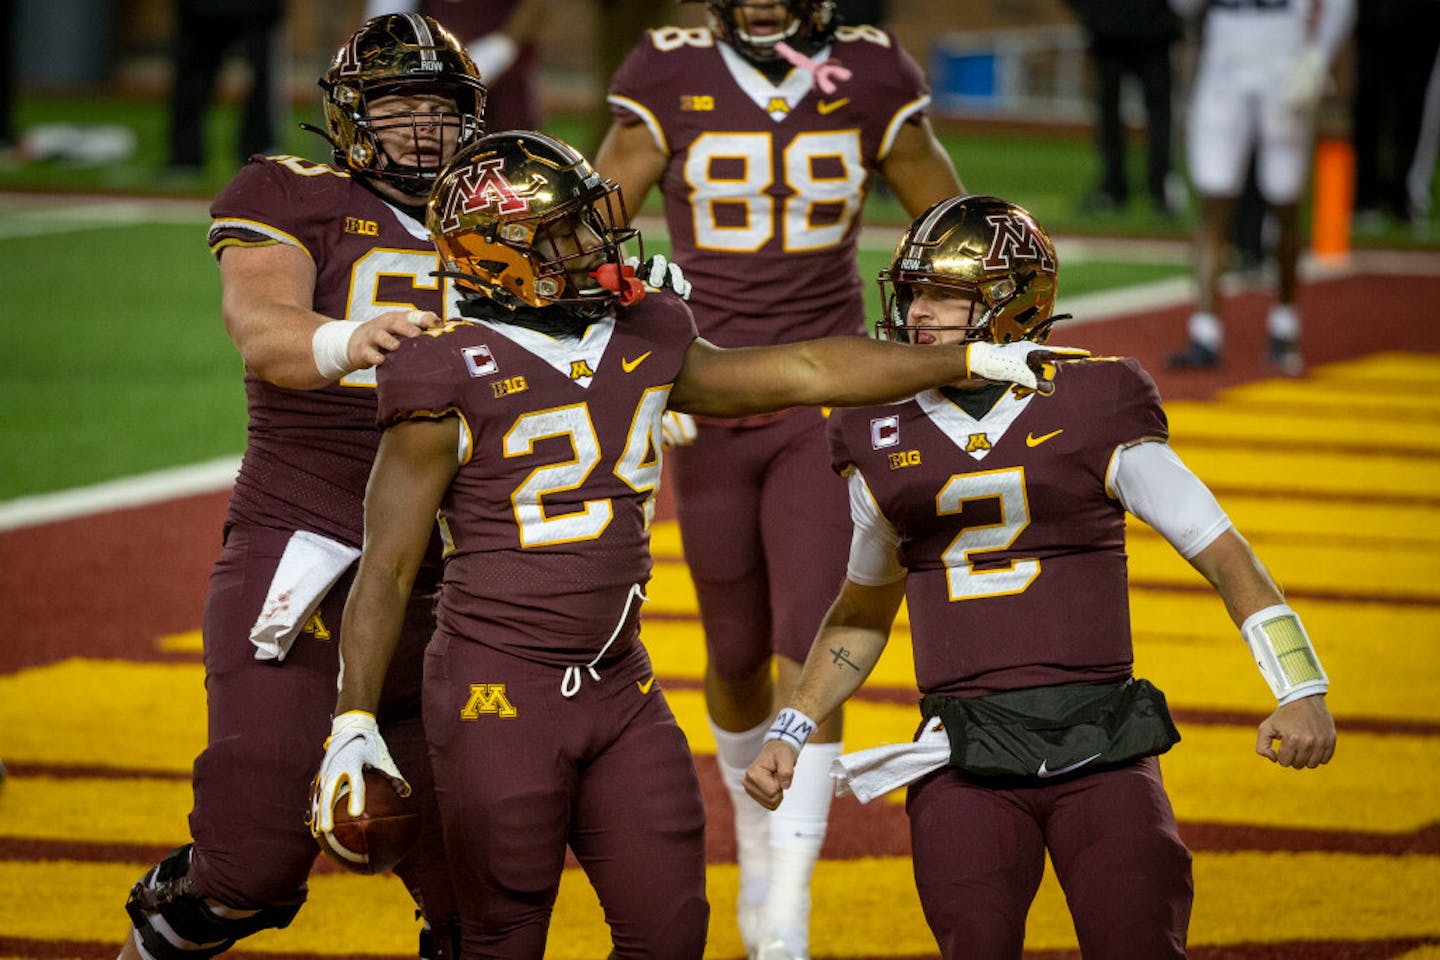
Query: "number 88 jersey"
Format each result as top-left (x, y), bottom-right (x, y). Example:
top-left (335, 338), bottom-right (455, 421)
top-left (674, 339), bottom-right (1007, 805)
top-left (606, 23), bottom-right (932, 346)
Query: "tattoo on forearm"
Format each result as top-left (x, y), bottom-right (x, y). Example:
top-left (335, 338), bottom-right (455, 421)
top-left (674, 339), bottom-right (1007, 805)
top-left (830, 646), bottom-right (860, 671)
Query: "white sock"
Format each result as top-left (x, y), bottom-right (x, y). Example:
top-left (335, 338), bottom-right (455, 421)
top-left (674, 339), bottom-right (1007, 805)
top-left (764, 741), bottom-right (842, 953)
top-left (1187, 311), bottom-right (1223, 351)
top-left (1267, 303), bottom-right (1300, 341)
top-left (710, 717), bottom-right (772, 906)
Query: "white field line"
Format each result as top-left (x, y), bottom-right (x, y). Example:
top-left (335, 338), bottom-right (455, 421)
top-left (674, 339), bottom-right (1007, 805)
top-left (0, 456), bottom-right (241, 532)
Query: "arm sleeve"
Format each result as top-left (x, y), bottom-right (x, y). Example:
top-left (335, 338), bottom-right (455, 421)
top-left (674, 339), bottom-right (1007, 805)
top-left (1111, 440), bottom-right (1233, 559)
top-left (845, 470), bottom-right (906, 586)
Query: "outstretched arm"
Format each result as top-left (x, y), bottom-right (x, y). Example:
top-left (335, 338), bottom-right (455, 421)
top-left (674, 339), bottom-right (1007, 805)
top-left (669, 336), bottom-right (1086, 416)
top-left (745, 577), bottom-right (905, 809)
top-left (220, 243), bottom-right (440, 389)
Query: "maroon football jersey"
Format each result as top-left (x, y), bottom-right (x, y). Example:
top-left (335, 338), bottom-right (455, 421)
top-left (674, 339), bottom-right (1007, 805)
top-left (608, 24), bottom-right (931, 346)
top-left (377, 295), bottom-right (699, 665)
top-left (828, 358), bottom-right (1169, 696)
top-left (208, 155), bottom-right (453, 547)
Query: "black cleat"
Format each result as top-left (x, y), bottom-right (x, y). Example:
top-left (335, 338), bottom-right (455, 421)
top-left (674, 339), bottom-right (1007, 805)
top-left (1167, 340), bottom-right (1221, 370)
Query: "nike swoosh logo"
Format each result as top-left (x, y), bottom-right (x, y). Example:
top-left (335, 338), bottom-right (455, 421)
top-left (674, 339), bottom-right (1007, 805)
top-left (622, 351), bottom-right (651, 373)
top-left (1036, 753), bottom-right (1102, 778)
top-left (637, 676), bottom-right (656, 694)
top-left (817, 98), bottom-right (849, 115)
top-left (1026, 428), bottom-right (1064, 447)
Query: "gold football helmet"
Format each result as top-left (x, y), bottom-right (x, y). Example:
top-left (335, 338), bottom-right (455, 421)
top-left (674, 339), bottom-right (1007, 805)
top-left (683, 0), bottom-right (837, 63)
top-left (314, 14), bottom-right (486, 197)
top-left (427, 131), bottom-right (639, 312)
top-left (875, 195), bottom-right (1061, 345)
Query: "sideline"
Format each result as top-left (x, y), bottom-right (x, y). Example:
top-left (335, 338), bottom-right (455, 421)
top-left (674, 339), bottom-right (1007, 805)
top-left (0, 456), bottom-right (240, 533)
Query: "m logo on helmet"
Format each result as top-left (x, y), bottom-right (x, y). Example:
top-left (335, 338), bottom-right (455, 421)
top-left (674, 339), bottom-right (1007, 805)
top-left (981, 215), bottom-right (1055, 273)
top-left (438, 157), bottom-right (531, 233)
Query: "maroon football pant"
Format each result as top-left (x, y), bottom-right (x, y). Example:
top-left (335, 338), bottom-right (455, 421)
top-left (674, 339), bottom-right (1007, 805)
top-left (187, 524), bottom-right (455, 924)
top-left (423, 630), bottom-right (708, 959)
top-left (670, 409), bottom-right (850, 678)
top-left (906, 757), bottom-right (1192, 959)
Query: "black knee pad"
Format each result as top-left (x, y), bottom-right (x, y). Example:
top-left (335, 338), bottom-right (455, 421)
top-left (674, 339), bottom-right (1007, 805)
top-left (125, 845), bottom-right (303, 960)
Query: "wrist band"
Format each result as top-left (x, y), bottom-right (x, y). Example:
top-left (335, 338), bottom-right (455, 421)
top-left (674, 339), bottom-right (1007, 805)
top-left (312, 320), bottom-right (361, 381)
top-left (1240, 603), bottom-right (1328, 703)
top-left (765, 707), bottom-right (817, 753)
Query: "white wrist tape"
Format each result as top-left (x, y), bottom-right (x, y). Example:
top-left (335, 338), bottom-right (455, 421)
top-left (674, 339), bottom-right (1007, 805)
top-left (312, 320), bottom-right (362, 381)
top-left (1240, 604), bottom-right (1329, 704)
top-left (765, 707), bottom-right (818, 753)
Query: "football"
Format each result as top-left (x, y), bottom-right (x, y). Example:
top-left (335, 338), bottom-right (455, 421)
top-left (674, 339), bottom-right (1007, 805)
top-left (316, 768), bottom-right (421, 875)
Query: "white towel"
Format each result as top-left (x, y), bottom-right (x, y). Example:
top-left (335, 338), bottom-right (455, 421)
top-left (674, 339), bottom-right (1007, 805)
top-left (829, 716), bottom-right (950, 804)
top-left (249, 530), bottom-right (361, 662)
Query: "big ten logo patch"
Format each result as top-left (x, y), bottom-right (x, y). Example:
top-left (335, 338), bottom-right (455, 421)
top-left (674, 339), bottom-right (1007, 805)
top-left (459, 683), bottom-right (518, 719)
top-left (345, 217), bottom-right (378, 236)
top-left (680, 95), bottom-right (714, 111)
top-left (492, 375), bottom-right (528, 398)
top-left (888, 450), bottom-right (921, 470)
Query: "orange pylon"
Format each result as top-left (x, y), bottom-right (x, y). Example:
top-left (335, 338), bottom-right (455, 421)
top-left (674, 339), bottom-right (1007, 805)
top-left (1311, 138), bottom-right (1354, 262)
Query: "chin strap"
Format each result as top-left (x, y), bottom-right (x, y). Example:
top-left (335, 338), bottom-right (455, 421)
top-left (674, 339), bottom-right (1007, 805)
top-left (773, 41), bottom-right (852, 95)
top-left (590, 263), bottom-right (646, 306)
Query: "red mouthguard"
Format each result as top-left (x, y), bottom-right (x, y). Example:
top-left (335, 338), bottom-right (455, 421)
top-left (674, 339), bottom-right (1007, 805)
top-left (590, 263), bottom-right (646, 306)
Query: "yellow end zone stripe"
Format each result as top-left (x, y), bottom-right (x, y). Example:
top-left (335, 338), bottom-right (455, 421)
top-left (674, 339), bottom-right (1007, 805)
top-left (1, 853), bottom-right (1437, 955)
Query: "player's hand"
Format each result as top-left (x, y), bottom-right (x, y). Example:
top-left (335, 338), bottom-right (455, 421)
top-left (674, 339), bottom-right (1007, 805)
top-left (964, 341), bottom-right (1090, 396)
top-left (310, 711), bottom-right (409, 836)
top-left (1255, 694), bottom-right (1336, 769)
top-left (744, 740), bottom-right (799, 811)
top-left (466, 32), bottom-right (519, 82)
top-left (661, 410), bottom-right (697, 447)
top-left (348, 309), bottom-right (442, 371)
top-left (626, 254), bottom-right (692, 301)
top-left (1281, 46), bottom-right (1327, 109)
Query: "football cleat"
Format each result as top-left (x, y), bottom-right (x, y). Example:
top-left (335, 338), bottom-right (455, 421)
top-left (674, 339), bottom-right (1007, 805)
top-left (1167, 340), bottom-right (1221, 371)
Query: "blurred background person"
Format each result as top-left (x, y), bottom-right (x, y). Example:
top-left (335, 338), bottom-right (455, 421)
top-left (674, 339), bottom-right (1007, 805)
top-left (1064, 0), bottom-right (1183, 218)
top-left (364, 0), bottom-right (546, 131)
top-left (1167, 0), bottom-right (1356, 375)
top-left (1351, 0), bottom-right (1440, 231)
top-left (167, 0), bottom-right (286, 175)
top-left (594, 2), bottom-right (963, 957)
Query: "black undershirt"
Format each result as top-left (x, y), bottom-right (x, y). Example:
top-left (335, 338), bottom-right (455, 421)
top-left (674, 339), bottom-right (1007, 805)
top-left (939, 382), bottom-right (1009, 419)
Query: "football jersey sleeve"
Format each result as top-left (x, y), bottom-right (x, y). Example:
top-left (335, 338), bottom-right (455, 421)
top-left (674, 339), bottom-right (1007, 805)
top-left (208, 156), bottom-right (337, 260)
top-left (375, 330), bottom-right (467, 428)
top-left (1103, 357), bottom-right (1169, 448)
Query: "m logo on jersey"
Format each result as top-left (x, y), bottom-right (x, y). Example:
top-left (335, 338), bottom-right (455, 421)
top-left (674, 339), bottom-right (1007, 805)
top-left (459, 683), bottom-right (518, 719)
top-left (966, 433), bottom-right (991, 452)
top-left (870, 415), bottom-right (900, 449)
top-left (436, 157), bottom-right (533, 233)
top-left (980, 214), bottom-right (1056, 273)
top-left (569, 359), bottom-right (596, 381)
top-left (463, 345), bottom-right (498, 377)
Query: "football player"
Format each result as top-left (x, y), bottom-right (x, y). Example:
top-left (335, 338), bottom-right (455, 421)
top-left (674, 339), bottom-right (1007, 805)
top-left (1167, 0), bottom-right (1356, 374)
top-left (307, 132), bottom-right (1084, 958)
top-left (746, 195), bottom-right (1338, 959)
top-left (592, 4), bottom-right (963, 954)
top-left (118, 15), bottom-right (485, 960)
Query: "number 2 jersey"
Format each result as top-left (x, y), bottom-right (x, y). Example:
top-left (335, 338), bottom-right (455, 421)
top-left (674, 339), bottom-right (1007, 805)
top-left (607, 24), bottom-right (932, 346)
top-left (207, 154), bottom-right (451, 547)
top-left (828, 358), bottom-right (1169, 697)
top-left (375, 296), bottom-right (699, 667)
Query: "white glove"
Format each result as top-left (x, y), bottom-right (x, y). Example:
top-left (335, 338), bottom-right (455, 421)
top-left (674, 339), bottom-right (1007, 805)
top-left (626, 254), bottom-right (692, 301)
top-left (964, 341), bottom-right (1091, 396)
top-left (1281, 47), bottom-right (1327, 109)
top-left (310, 711), bottom-right (408, 835)
top-left (661, 410), bottom-right (697, 447)
top-left (467, 33), bottom-right (519, 82)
